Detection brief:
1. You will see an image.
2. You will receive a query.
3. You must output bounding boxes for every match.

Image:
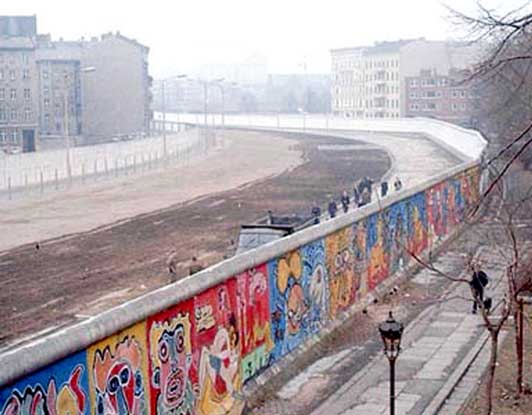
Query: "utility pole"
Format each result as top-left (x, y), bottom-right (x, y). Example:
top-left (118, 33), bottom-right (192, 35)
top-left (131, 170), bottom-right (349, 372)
top-left (161, 80), bottom-right (167, 160)
top-left (63, 91), bottom-right (72, 183)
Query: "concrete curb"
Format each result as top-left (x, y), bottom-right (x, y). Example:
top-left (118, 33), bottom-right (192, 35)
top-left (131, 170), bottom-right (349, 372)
top-left (424, 332), bottom-right (490, 415)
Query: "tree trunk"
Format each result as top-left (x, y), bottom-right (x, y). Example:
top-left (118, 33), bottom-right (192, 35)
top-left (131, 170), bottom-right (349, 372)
top-left (514, 300), bottom-right (524, 395)
top-left (486, 331), bottom-right (500, 415)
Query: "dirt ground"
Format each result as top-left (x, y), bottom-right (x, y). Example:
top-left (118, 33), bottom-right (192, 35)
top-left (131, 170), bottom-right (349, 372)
top-left (0, 130), bottom-right (390, 347)
top-left (0, 130), bottom-right (303, 252)
top-left (462, 315), bottom-right (532, 415)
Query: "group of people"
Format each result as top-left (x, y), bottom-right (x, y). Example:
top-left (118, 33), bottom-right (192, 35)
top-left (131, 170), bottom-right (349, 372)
top-left (313, 175), bottom-right (404, 222)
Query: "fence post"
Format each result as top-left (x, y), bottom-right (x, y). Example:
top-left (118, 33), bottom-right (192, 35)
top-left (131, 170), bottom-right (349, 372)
top-left (105, 158), bottom-right (109, 177)
top-left (82, 163), bottom-right (85, 184)
top-left (115, 159), bottom-right (119, 177)
top-left (94, 160), bottom-right (98, 177)
top-left (55, 168), bottom-right (59, 190)
top-left (39, 170), bottom-right (44, 194)
top-left (8, 176), bottom-right (12, 200)
top-left (24, 173), bottom-right (28, 190)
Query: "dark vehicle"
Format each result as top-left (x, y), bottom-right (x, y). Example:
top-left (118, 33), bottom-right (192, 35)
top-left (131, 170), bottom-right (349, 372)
top-left (235, 213), bottom-right (315, 255)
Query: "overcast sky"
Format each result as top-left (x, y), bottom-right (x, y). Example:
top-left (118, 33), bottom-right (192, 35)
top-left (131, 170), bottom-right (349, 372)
top-left (4, 0), bottom-right (531, 78)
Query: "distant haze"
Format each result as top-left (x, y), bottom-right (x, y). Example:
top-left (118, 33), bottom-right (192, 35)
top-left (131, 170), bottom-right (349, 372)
top-left (4, 0), bottom-right (530, 77)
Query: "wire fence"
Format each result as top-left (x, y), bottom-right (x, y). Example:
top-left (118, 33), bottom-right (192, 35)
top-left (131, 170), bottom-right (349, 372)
top-left (0, 125), bottom-right (217, 201)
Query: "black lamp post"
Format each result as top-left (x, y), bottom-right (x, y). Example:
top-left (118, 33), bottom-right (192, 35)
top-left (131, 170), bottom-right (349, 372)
top-left (379, 311), bottom-right (404, 415)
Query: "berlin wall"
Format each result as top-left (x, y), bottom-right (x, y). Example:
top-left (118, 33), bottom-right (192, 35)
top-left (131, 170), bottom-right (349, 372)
top-left (0, 118), bottom-right (486, 415)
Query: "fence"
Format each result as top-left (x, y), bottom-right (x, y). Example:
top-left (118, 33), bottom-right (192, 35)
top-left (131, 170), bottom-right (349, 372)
top-left (0, 119), bottom-right (486, 415)
top-left (0, 126), bottom-right (216, 200)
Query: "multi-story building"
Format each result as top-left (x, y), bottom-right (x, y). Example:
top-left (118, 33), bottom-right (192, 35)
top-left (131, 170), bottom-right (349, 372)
top-left (404, 68), bottom-right (476, 127)
top-left (0, 17), bottom-right (40, 152)
top-left (331, 39), bottom-right (482, 120)
top-left (1, 15), bottom-right (152, 152)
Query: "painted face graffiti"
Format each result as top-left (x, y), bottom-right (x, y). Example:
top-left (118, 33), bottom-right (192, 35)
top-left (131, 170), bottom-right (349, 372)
top-left (149, 314), bottom-right (195, 415)
top-left (93, 338), bottom-right (146, 415)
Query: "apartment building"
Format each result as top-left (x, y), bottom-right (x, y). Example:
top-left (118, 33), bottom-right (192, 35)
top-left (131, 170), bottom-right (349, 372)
top-left (405, 68), bottom-right (476, 127)
top-left (1, 15), bottom-right (152, 152)
top-left (331, 39), bottom-right (482, 120)
top-left (0, 17), bottom-right (40, 152)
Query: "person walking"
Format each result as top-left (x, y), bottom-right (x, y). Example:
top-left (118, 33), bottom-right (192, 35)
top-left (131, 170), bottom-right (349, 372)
top-left (167, 250), bottom-right (179, 283)
top-left (381, 181), bottom-right (389, 198)
top-left (469, 262), bottom-right (489, 314)
top-left (394, 176), bottom-right (403, 191)
top-left (328, 199), bottom-right (338, 219)
top-left (189, 256), bottom-right (204, 276)
top-left (311, 204), bottom-right (322, 225)
top-left (359, 187), bottom-right (371, 207)
top-left (341, 190), bottom-right (350, 213)
top-left (353, 182), bottom-right (360, 207)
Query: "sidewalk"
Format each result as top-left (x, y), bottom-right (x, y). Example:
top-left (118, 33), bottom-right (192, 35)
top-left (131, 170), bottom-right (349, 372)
top-left (309, 247), bottom-right (506, 415)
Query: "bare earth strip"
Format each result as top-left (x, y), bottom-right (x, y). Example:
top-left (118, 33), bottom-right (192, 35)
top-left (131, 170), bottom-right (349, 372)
top-left (0, 131), bottom-right (302, 252)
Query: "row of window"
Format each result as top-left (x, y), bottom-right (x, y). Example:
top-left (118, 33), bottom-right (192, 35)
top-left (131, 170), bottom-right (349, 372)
top-left (0, 107), bottom-right (33, 122)
top-left (409, 78), bottom-right (454, 87)
top-left (0, 129), bottom-right (19, 143)
top-left (409, 102), bottom-right (467, 111)
top-left (0, 88), bottom-right (32, 101)
top-left (334, 98), bottom-right (400, 109)
top-left (0, 53), bottom-right (30, 65)
top-left (0, 68), bottom-right (31, 82)
top-left (409, 90), bottom-right (470, 99)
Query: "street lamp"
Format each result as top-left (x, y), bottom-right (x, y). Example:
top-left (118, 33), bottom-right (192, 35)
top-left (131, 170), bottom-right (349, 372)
top-left (379, 311), bottom-right (404, 415)
top-left (64, 66), bottom-right (95, 183)
top-left (160, 74), bottom-right (187, 161)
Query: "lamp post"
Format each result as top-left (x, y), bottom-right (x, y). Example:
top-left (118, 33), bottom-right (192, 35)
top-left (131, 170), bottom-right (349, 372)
top-left (64, 66), bottom-right (95, 184)
top-left (160, 74), bottom-right (187, 161)
top-left (379, 311), bottom-right (404, 415)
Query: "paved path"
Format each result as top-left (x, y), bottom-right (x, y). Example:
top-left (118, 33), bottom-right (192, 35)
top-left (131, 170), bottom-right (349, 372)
top-left (317, 131), bottom-right (459, 221)
top-left (309, 247), bottom-right (506, 415)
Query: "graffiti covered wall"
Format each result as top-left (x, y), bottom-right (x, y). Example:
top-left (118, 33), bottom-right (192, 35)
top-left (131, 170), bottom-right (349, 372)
top-left (0, 166), bottom-right (480, 415)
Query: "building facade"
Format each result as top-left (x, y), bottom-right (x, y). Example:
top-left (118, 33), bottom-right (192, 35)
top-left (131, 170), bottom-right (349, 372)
top-left (331, 39), bottom-right (482, 121)
top-left (0, 21), bottom-right (40, 152)
top-left (404, 69), bottom-right (476, 127)
top-left (1, 15), bottom-right (152, 152)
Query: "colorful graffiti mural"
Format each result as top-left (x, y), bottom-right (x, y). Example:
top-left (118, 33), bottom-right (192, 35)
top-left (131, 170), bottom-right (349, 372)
top-left (0, 167), bottom-right (481, 415)
top-left (148, 300), bottom-right (197, 415)
top-left (87, 324), bottom-right (150, 415)
top-left (268, 239), bottom-right (327, 362)
top-left (0, 353), bottom-right (88, 415)
top-left (236, 266), bottom-right (273, 384)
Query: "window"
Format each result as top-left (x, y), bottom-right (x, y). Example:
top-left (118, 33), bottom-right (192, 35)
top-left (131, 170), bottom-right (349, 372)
top-left (10, 108), bottom-right (17, 121)
top-left (44, 98), bottom-right (50, 109)
top-left (452, 90), bottom-right (458, 98)
top-left (24, 108), bottom-right (32, 121)
top-left (410, 103), bottom-right (419, 110)
top-left (410, 79), bottom-right (417, 87)
top-left (460, 90), bottom-right (466, 98)
top-left (0, 130), bottom-right (5, 142)
top-left (10, 130), bottom-right (17, 143)
top-left (426, 102), bottom-right (437, 110)
top-left (42, 68), bottom-right (49, 79)
top-left (451, 103), bottom-right (458, 111)
top-left (22, 53), bottom-right (29, 65)
top-left (22, 69), bottom-right (29, 80)
top-left (426, 91), bottom-right (436, 98)
top-left (0, 106), bottom-right (5, 121)
top-left (460, 103), bottom-right (466, 110)
top-left (0, 89), bottom-right (4, 100)
top-left (24, 88), bottom-right (31, 100)
top-left (436, 91), bottom-right (442, 98)
top-left (0, 69), bottom-right (3, 80)
top-left (9, 70), bottom-right (15, 81)
top-left (10, 89), bottom-right (16, 100)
